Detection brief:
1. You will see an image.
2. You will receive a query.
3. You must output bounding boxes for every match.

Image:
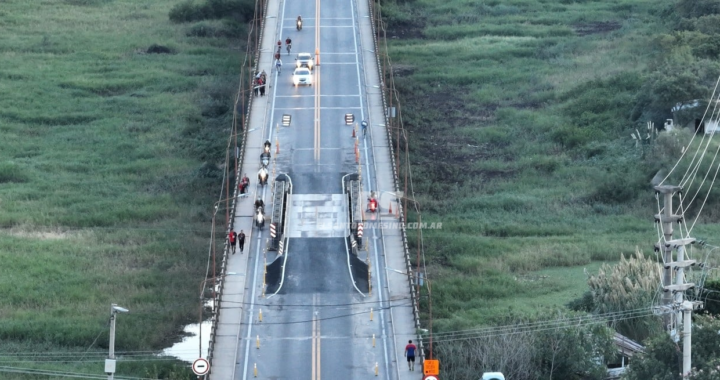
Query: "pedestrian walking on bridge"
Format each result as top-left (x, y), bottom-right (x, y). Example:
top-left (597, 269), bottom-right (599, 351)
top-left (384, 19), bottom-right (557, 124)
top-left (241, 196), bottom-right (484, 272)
top-left (404, 340), bottom-right (417, 371)
top-left (238, 230), bottom-right (246, 253)
top-left (228, 229), bottom-right (237, 254)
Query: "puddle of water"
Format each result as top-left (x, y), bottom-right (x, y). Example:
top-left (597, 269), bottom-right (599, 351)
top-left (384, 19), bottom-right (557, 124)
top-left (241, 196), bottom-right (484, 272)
top-left (162, 320), bottom-right (212, 363)
top-left (164, 277), bottom-right (234, 362)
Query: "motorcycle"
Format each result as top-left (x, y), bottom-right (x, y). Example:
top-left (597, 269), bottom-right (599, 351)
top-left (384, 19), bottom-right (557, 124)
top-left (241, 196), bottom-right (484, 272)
top-left (258, 167), bottom-right (269, 186)
top-left (296, 17), bottom-right (302, 31)
top-left (367, 197), bottom-right (378, 213)
top-left (261, 140), bottom-right (272, 167)
top-left (255, 207), bottom-right (265, 228)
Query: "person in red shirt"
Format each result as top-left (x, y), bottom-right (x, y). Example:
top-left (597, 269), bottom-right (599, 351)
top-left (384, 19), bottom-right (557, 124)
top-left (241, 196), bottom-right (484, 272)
top-left (228, 229), bottom-right (237, 254)
top-left (404, 340), bottom-right (417, 371)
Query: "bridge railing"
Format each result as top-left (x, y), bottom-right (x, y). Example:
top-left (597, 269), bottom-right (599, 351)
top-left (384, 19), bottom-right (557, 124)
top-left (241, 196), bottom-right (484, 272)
top-left (366, 0), bottom-right (427, 364)
top-left (205, 0), bottom-right (270, 370)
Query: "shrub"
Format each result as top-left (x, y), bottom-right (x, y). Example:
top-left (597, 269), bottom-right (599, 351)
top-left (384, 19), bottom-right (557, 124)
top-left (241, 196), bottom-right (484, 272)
top-left (0, 162), bottom-right (29, 183)
top-left (169, 0), bottom-right (255, 24)
top-left (169, 1), bottom-right (205, 23)
top-left (585, 249), bottom-right (662, 342)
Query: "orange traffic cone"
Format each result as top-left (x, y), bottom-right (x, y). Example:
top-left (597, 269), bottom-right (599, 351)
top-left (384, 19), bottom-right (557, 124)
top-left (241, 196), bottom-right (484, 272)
top-left (388, 202), bottom-right (393, 215)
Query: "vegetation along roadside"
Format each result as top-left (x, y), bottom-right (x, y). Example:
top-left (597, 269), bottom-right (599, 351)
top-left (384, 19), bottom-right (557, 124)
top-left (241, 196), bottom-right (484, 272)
top-left (381, 0), bottom-right (720, 378)
top-left (0, 0), bottom-right (252, 378)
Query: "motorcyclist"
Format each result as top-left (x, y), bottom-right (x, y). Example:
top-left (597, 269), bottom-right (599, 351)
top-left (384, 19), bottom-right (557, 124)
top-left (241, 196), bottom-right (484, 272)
top-left (368, 197), bottom-right (378, 212)
top-left (254, 198), bottom-right (265, 211)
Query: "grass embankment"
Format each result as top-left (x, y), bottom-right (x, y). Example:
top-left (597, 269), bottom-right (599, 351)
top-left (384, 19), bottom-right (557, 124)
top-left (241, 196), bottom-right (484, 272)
top-left (382, 0), bottom-right (720, 332)
top-left (0, 1), bottom-right (240, 378)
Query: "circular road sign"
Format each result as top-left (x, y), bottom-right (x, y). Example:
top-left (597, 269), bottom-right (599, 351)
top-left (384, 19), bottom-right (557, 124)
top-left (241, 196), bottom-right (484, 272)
top-left (192, 358), bottom-right (210, 375)
top-left (423, 376), bottom-right (439, 380)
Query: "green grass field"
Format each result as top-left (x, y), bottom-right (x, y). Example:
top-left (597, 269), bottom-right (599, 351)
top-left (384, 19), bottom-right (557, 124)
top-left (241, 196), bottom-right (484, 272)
top-left (0, 1), bottom-right (240, 378)
top-left (383, 0), bottom-right (720, 334)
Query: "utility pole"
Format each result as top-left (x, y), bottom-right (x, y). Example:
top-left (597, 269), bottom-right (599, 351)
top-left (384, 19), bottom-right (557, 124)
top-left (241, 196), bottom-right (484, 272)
top-left (654, 185), bottom-right (681, 327)
top-left (106, 304), bottom-right (129, 380)
top-left (654, 185), bottom-right (701, 378)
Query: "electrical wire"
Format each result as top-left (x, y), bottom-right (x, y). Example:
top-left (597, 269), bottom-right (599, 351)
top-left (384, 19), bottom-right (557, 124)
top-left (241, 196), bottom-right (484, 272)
top-left (0, 365), bottom-right (155, 380)
top-left (77, 321), bottom-right (109, 363)
top-left (661, 74), bottom-right (720, 187)
top-left (214, 296), bottom-right (412, 308)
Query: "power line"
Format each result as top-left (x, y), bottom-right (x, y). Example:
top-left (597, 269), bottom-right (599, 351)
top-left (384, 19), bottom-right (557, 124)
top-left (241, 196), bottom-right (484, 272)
top-left (0, 365), bottom-right (156, 380)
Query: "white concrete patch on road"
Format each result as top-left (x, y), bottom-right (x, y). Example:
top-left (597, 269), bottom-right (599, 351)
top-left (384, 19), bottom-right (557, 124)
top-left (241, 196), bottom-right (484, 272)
top-left (288, 194), bottom-right (348, 238)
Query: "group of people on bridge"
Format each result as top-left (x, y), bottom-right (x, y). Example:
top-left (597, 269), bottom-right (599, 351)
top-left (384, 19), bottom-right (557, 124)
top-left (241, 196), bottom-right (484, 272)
top-left (254, 71), bottom-right (267, 96)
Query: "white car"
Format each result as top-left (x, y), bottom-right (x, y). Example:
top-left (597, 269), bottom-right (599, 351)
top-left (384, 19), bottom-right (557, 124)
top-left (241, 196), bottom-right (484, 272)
top-left (481, 373), bottom-right (505, 380)
top-left (295, 52), bottom-right (314, 70)
top-left (292, 67), bottom-right (312, 86)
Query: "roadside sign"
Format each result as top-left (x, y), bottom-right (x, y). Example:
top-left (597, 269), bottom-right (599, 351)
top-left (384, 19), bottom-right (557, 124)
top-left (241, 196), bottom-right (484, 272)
top-left (424, 359), bottom-right (440, 375)
top-left (192, 358), bottom-right (210, 375)
top-left (423, 376), bottom-right (439, 380)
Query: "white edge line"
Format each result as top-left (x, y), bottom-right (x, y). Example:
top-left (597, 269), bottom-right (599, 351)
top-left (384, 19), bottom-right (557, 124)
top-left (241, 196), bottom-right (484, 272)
top-left (342, 173), bottom-right (367, 297)
top-left (268, 173), bottom-right (293, 298)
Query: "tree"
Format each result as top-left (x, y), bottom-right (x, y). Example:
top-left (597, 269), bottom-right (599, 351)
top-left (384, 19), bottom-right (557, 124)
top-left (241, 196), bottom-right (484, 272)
top-left (622, 333), bottom-right (680, 380)
top-left (434, 323), bottom-right (538, 380)
top-left (534, 313), bottom-right (615, 380)
top-left (586, 249), bottom-right (663, 342)
top-left (434, 312), bottom-right (615, 380)
top-left (624, 314), bottom-right (720, 380)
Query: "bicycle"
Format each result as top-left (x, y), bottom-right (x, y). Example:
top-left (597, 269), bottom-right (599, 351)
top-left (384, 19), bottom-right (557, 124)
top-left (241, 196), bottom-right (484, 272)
top-left (286, 43), bottom-right (292, 55)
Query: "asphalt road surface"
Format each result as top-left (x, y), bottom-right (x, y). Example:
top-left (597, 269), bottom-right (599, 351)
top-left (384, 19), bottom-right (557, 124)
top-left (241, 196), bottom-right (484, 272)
top-left (233, 0), bottom-right (401, 378)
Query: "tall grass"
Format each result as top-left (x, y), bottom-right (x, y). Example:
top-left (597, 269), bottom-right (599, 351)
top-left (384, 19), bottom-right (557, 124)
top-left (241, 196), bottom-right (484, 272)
top-left (0, 0), bottom-right (240, 378)
top-left (384, 0), bottom-right (720, 335)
